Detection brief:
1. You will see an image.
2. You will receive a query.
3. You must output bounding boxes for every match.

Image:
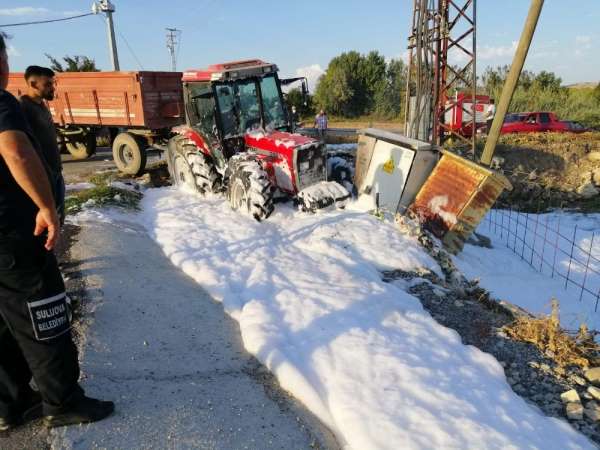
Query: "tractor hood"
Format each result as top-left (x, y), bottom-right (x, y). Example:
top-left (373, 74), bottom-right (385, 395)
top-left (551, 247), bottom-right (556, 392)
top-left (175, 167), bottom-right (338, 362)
top-left (244, 129), bottom-right (320, 155)
top-left (244, 129), bottom-right (327, 194)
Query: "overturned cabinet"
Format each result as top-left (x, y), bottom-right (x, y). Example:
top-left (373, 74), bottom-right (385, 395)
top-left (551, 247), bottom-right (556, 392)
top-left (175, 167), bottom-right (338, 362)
top-left (354, 128), bottom-right (439, 214)
top-left (408, 150), bottom-right (512, 254)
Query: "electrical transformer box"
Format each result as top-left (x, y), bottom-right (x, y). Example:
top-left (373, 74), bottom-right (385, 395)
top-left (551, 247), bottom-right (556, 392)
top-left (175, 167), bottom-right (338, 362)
top-left (354, 128), bottom-right (439, 214)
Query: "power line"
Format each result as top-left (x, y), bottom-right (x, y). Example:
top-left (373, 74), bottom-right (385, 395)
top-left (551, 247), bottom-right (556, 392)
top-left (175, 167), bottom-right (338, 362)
top-left (175, 32), bottom-right (182, 70)
top-left (117, 29), bottom-right (145, 70)
top-left (95, 14), bottom-right (144, 70)
top-left (0, 12), bottom-right (94, 28)
top-left (166, 28), bottom-right (181, 71)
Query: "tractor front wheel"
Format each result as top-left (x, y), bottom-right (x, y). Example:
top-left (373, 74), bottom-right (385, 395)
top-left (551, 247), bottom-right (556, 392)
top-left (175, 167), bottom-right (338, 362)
top-left (329, 157), bottom-right (355, 195)
top-left (187, 151), bottom-right (222, 194)
top-left (227, 158), bottom-right (274, 221)
top-left (166, 138), bottom-right (221, 194)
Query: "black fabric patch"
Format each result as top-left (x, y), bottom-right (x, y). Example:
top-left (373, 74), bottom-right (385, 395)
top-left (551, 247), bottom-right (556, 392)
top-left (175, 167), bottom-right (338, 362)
top-left (27, 292), bottom-right (71, 341)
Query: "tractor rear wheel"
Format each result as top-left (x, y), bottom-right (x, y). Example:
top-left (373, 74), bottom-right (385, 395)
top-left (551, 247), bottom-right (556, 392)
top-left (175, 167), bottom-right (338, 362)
top-left (227, 158), bottom-right (274, 221)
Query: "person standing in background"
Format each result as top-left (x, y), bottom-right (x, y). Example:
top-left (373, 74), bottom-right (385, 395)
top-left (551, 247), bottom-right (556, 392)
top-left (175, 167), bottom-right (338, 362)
top-left (19, 66), bottom-right (65, 225)
top-left (314, 109), bottom-right (328, 142)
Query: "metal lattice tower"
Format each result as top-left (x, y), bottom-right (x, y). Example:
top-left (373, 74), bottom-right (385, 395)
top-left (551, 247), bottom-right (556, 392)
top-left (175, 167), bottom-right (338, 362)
top-left (405, 0), bottom-right (477, 153)
top-left (166, 28), bottom-right (182, 72)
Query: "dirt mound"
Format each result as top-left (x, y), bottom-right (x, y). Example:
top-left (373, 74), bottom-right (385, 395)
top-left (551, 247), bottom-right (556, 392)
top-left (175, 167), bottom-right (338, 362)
top-left (490, 132), bottom-right (600, 211)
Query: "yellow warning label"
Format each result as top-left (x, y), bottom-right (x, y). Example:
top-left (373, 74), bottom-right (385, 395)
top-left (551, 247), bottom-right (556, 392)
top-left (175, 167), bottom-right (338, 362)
top-left (383, 157), bottom-right (395, 174)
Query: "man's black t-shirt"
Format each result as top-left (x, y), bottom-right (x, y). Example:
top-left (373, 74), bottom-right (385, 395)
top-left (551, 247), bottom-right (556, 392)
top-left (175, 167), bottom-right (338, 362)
top-left (20, 95), bottom-right (61, 177)
top-left (0, 89), bottom-right (41, 235)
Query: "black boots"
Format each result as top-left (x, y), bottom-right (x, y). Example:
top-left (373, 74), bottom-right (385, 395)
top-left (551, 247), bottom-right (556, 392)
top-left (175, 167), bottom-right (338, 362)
top-left (1, 394), bottom-right (113, 431)
top-left (0, 391), bottom-right (42, 432)
top-left (43, 396), bottom-right (114, 428)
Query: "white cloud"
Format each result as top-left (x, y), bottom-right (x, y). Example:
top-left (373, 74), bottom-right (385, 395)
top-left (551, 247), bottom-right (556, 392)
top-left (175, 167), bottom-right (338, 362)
top-left (7, 45), bottom-right (20, 57)
top-left (530, 51), bottom-right (559, 60)
top-left (574, 35), bottom-right (593, 58)
top-left (478, 41), bottom-right (518, 60)
top-left (576, 35), bottom-right (592, 46)
top-left (294, 64), bottom-right (325, 92)
top-left (0, 7), bottom-right (50, 16)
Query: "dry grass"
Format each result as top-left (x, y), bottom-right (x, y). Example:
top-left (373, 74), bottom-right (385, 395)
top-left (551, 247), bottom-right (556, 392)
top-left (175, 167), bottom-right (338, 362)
top-left (306, 117), bottom-right (404, 130)
top-left (503, 299), bottom-right (600, 368)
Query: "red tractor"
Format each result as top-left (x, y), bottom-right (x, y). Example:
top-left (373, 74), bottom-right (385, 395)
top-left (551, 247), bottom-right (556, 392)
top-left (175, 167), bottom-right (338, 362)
top-left (166, 59), bottom-right (349, 220)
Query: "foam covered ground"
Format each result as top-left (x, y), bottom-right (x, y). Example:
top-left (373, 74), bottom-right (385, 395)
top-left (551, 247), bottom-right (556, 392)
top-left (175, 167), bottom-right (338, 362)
top-left (139, 188), bottom-right (593, 450)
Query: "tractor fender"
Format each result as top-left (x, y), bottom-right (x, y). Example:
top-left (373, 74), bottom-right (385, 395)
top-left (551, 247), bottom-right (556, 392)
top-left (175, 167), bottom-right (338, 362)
top-left (172, 125), bottom-right (211, 156)
top-left (244, 148), bottom-right (285, 188)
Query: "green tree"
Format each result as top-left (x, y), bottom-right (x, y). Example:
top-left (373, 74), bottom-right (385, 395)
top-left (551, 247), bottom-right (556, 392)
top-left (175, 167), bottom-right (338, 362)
top-left (46, 54), bottom-right (99, 72)
top-left (314, 50), bottom-right (387, 117)
top-left (285, 88), bottom-right (314, 118)
top-left (314, 57), bottom-right (355, 116)
top-left (481, 65), bottom-right (535, 94)
top-left (373, 58), bottom-right (407, 119)
top-left (532, 71), bottom-right (562, 92)
top-left (359, 51), bottom-right (387, 113)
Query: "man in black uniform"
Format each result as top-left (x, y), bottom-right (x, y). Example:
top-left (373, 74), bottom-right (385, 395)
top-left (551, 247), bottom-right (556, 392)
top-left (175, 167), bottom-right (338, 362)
top-left (0, 34), bottom-right (113, 431)
top-left (19, 66), bottom-right (65, 224)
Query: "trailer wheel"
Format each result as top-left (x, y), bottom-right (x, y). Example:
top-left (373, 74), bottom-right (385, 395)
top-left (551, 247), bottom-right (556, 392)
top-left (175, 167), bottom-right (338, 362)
top-left (227, 158), bottom-right (274, 221)
top-left (66, 132), bottom-right (97, 160)
top-left (112, 132), bottom-right (147, 175)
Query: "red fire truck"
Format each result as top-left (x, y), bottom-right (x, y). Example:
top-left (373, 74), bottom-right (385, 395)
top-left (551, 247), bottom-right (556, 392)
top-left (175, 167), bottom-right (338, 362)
top-left (443, 93), bottom-right (491, 137)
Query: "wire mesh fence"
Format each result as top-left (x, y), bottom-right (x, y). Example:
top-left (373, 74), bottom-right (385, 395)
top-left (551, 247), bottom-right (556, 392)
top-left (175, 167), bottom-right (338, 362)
top-left (483, 209), bottom-right (600, 312)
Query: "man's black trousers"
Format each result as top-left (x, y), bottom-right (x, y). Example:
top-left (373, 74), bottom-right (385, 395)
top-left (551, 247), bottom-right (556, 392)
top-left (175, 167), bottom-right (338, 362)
top-left (0, 233), bottom-right (82, 417)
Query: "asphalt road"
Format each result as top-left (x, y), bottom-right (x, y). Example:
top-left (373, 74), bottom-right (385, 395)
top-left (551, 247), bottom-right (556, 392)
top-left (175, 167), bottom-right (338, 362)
top-left (61, 147), bottom-right (165, 184)
top-left (53, 217), bottom-right (339, 449)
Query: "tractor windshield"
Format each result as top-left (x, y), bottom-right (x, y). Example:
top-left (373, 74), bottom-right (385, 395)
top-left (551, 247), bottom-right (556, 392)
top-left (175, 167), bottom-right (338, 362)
top-left (259, 75), bottom-right (286, 130)
top-left (215, 74), bottom-right (287, 138)
top-left (237, 79), bottom-right (262, 132)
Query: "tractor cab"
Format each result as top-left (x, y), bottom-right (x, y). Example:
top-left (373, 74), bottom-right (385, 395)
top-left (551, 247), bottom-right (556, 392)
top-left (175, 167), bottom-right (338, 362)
top-left (182, 60), bottom-right (292, 170)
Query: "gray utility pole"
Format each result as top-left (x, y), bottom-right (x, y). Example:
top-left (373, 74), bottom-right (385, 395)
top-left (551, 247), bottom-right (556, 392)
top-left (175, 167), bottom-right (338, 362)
top-left (92, 0), bottom-right (120, 71)
top-left (166, 28), bottom-right (181, 72)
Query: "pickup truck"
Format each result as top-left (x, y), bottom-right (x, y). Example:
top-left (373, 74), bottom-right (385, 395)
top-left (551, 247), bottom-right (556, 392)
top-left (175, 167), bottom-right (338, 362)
top-left (500, 111), bottom-right (588, 134)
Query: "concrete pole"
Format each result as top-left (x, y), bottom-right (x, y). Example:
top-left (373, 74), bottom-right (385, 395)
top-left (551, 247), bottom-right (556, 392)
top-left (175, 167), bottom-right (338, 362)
top-left (480, 0), bottom-right (544, 166)
top-left (94, 1), bottom-right (120, 71)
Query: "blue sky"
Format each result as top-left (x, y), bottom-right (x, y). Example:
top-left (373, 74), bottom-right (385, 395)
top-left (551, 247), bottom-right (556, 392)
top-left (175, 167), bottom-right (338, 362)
top-left (1, 1), bottom-right (598, 89)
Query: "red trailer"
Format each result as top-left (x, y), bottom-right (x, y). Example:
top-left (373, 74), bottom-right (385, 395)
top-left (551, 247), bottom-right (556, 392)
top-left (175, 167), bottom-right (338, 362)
top-left (7, 71), bottom-right (184, 174)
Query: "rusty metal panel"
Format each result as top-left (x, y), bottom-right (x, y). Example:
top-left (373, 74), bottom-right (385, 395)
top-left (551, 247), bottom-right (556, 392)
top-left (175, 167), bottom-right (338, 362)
top-left (442, 174), bottom-right (508, 253)
top-left (6, 71), bottom-right (184, 130)
top-left (410, 150), bottom-right (511, 253)
top-left (410, 152), bottom-right (485, 236)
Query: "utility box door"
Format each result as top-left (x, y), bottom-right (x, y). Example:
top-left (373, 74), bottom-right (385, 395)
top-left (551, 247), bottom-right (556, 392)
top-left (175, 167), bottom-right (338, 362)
top-left (358, 140), bottom-right (416, 212)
